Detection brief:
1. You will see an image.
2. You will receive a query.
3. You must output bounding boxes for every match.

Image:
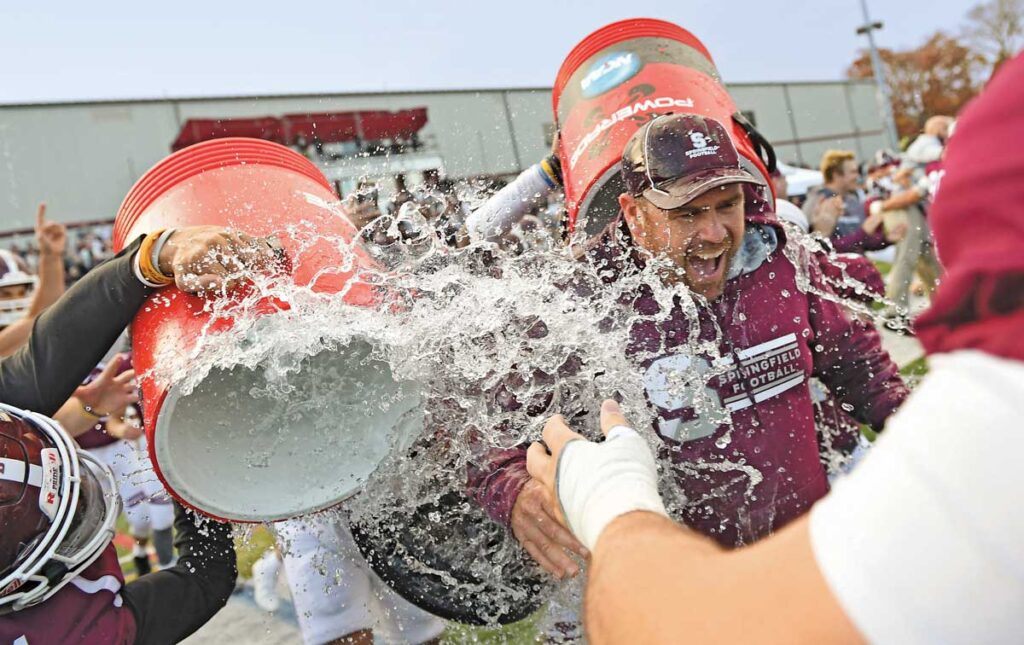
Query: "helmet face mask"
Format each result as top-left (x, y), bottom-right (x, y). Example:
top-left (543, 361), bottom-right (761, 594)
top-left (0, 250), bottom-right (36, 328)
top-left (0, 404), bottom-right (120, 614)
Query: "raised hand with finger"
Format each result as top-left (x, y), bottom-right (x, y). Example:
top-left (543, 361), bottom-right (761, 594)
top-left (35, 203), bottom-right (67, 259)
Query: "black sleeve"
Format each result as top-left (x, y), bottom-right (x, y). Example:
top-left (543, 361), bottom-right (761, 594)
top-left (123, 503), bottom-right (238, 645)
top-left (0, 236), bottom-right (150, 415)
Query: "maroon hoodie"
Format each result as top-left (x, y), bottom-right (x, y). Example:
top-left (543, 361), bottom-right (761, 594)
top-left (467, 210), bottom-right (907, 547)
top-left (916, 52), bottom-right (1024, 364)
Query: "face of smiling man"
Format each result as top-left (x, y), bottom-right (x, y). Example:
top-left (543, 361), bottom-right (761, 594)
top-left (618, 183), bottom-right (745, 300)
top-left (616, 113), bottom-right (765, 301)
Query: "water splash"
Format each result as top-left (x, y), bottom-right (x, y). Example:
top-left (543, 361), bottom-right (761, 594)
top-left (144, 193), bottom-right (908, 625)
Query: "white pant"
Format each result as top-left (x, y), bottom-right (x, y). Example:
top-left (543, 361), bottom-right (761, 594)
top-left (87, 439), bottom-right (174, 536)
top-left (275, 515), bottom-right (445, 645)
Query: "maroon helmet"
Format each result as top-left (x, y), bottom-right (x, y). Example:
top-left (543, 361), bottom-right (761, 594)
top-left (0, 403), bottom-right (119, 614)
top-left (0, 249), bottom-right (36, 328)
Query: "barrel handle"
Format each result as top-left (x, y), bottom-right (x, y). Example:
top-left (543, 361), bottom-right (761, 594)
top-left (732, 112), bottom-right (777, 174)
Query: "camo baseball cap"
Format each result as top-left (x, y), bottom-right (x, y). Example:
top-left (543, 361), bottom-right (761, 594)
top-left (622, 113), bottom-right (763, 210)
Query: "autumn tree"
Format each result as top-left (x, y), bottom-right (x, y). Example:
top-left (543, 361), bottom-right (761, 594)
top-left (964, 0), bottom-right (1023, 73)
top-left (847, 32), bottom-right (984, 140)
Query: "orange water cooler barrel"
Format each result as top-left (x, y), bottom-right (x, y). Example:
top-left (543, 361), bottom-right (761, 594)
top-left (552, 18), bottom-right (776, 250)
top-left (113, 138), bottom-right (422, 522)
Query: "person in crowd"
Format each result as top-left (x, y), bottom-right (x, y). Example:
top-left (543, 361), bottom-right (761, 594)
top-left (468, 114), bottom-right (908, 581)
top-left (0, 204), bottom-right (67, 357)
top-left (771, 168), bottom-right (811, 233)
top-left (387, 174), bottom-right (415, 216)
top-left (904, 115), bottom-right (953, 167)
top-left (803, 150), bottom-right (889, 254)
top-left (863, 150), bottom-right (900, 199)
top-left (1, 226), bottom-right (278, 644)
top-left (526, 52), bottom-right (1024, 645)
top-left (769, 167), bottom-right (787, 199)
top-left (875, 126), bottom-right (948, 316)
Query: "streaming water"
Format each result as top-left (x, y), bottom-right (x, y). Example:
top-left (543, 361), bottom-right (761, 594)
top-left (141, 188), bottom-right (906, 628)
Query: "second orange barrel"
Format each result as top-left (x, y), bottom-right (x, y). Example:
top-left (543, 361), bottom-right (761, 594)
top-left (553, 18), bottom-right (775, 251)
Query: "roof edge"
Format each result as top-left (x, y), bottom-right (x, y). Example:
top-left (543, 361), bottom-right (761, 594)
top-left (0, 80), bottom-right (876, 109)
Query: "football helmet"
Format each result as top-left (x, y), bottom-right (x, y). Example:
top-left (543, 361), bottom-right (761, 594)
top-left (0, 249), bottom-right (36, 327)
top-left (0, 402), bottom-right (119, 614)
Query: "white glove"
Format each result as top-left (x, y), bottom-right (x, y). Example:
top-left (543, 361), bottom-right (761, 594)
top-left (556, 424), bottom-right (669, 551)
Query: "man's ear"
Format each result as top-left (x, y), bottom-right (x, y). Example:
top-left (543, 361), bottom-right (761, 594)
top-left (619, 193), bottom-right (644, 241)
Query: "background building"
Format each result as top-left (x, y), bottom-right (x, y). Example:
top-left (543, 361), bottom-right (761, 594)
top-left (0, 81), bottom-right (885, 232)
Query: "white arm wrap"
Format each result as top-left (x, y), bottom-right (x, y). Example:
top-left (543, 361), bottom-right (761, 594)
top-left (556, 425), bottom-right (669, 551)
top-left (466, 163), bottom-right (557, 242)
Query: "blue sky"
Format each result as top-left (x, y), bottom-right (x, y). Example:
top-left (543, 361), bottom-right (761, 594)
top-left (0, 0), bottom-right (976, 103)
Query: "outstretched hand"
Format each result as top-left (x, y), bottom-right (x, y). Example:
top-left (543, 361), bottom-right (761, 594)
top-left (526, 399), bottom-right (667, 551)
top-left (526, 399), bottom-right (629, 515)
top-left (511, 478), bottom-right (589, 579)
top-left (157, 226), bottom-right (282, 294)
top-left (74, 354), bottom-right (139, 418)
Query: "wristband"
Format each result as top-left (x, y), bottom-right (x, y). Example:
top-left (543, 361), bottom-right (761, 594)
top-left (541, 154), bottom-right (563, 187)
top-left (150, 228), bottom-right (176, 277)
top-left (133, 251), bottom-right (169, 288)
top-left (555, 425), bottom-right (669, 551)
top-left (136, 230), bottom-right (174, 287)
top-left (77, 400), bottom-right (105, 420)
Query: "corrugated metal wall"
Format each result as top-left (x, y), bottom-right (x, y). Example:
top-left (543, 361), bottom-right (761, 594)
top-left (0, 81), bottom-right (885, 230)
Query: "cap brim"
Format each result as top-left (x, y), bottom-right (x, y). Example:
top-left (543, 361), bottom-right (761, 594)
top-left (642, 168), bottom-right (763, 210)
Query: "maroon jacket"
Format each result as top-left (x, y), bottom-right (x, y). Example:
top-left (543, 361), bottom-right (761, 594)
top-left (467, 215), bottom-right (907, 547)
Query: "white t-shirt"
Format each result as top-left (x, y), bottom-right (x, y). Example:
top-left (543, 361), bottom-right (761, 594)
top-left (810, 350), bottom-right (1024, 644)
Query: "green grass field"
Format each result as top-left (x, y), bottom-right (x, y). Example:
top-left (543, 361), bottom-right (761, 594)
top-left (114, 521), bottom-right (540, 642)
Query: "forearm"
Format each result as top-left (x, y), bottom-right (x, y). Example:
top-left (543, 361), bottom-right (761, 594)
top-left (822, 327), bottom-right (907, 431)
top-left (586, 512), bottom-right (860, 644)
top-left (586, 511), bottom-right (714, 643)
top-left (807, 273), bottom-right (908, 429)
top-left (53, 397), bottom-right (101, 437)
top-left (124, 503), bottom-right (237, 645)
top-left (466, 161), bottom-right (560, 242)
top-left (0, 317), bottom-right (34, 358)
top-left (833, 229), bottom-right (890, 254)
top-left (28, 250), bottom-right (66, 317)
top-left (0, 237), bottom-right (148, 414)
top-left (173, 502), bottom-right (237, 599)
top-left (831, 228), bottom-right (868, 254)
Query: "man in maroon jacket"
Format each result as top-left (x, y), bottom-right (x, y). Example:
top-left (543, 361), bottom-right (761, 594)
top-left (468, 114), bottom-right (908, 577)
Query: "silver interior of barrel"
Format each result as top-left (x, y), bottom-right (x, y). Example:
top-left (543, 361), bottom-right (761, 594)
top-left (154, 341), bottom-right (423, 521)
